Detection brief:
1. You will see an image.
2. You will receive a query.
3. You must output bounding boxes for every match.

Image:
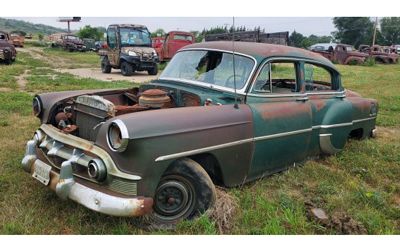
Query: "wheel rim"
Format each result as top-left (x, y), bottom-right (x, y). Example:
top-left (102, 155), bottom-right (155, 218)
top-left (154, 177), bottom-right (195, 221)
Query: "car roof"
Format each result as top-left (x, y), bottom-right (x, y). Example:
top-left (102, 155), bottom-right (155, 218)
top-left (183, 41), bottom-right (335, 67)
top-left (110, 24), bottom-right (148, 29)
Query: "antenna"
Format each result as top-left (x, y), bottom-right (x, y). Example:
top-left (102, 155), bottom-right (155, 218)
top-left (232, 16), bottom-right (239, 109)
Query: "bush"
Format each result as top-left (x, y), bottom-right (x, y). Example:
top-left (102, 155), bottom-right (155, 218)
top-left (362, 57), bottom-right (376, 66)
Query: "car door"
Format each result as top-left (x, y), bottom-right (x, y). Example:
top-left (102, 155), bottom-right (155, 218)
top-left (302, 61), bottom-right (353, 155)
top-left (246, 59), bottom-right (313, 180)
top-left (107, 27), bottom-right (119, 66)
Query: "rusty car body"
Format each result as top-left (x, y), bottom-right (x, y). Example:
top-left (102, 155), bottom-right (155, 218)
top-left (0, 30), bottom-right (17, 64)
top-left (311, 43), bottom-right (368, 65)
top-left (22, 42), bottom-right (378, 225)
top-left (359, 44), bottom-right (399, 64)
top-left (10, 33), bottom-right (25, 47)
top-left (99, 24), bottom-right (159, 76)
top-left (51, 34), bottom-right (86, 52)
top-left (152, 31), bottom-right (195, 62)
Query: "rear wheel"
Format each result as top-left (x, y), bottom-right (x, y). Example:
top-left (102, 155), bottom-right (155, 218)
top-left (152, 158), bottom-right (216, 225)
top-left (101, 57), bottom-right (112, 73)
top-left (147, 65), bottom-right (158, 75)
top-left (120, 61), bottom-right (134, 76)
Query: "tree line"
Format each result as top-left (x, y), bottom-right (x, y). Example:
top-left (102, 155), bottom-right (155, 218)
top-left (70, 17), bottom-right (400, 48)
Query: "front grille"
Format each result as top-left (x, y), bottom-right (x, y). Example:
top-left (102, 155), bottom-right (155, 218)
top-left (38, 132), bottom-right (138, 196)
top-left (108, 178), bottom-right (137, 196)
top-left (74, 95), bottom-right (115, 141)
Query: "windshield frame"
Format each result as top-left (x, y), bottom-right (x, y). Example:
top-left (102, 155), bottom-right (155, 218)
top-left (159, 48), bottom-right (257, 95)
top-left (119, 27), bottom-right (151, 47)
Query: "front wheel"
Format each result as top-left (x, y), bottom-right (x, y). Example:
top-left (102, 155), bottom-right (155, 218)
top-left (152, 158), bottom-right (216, 225)
top-left (120, 61), bottom-right (134, 76)
top-left (147, 66), bottom-right (158, 75)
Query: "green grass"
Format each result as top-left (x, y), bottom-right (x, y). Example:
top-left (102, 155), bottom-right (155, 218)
top-left (0, 46), bottom-right (399, 234)
top-left (43, 47), bottom-right (100, 68)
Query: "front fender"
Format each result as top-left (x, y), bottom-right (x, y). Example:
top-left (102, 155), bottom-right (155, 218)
top-left (95, 104), bottom-right (254, 197)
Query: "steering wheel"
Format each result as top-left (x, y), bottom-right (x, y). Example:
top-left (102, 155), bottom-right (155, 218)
top-left (225, 74), bottom-right (244, 88)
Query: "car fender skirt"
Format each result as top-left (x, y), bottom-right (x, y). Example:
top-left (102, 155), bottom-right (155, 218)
top-left (319, 133), bottom-right (341, 155)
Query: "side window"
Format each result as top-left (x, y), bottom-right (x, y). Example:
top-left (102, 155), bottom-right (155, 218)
top-left (252, 62), bottom-right (298, 94)
top-left (252, 63), bottom-right (271, 93)
top-left (107, 28), bottom-right (117, 49)
top-left (304, 63), bottom-right (335, 91)
top-left (270, 62), bottom-right (297, 93)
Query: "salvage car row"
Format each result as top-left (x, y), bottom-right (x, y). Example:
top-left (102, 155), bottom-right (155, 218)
top-left (309, 43), bottom-right (399, 65)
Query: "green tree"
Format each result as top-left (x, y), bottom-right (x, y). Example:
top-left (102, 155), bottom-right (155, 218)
top-left (38, 33), bottom-right (44, 41)
top-left (77, 25), bottom-right (102, 40)
top-left (332, 17), bottom-right (374, 47)
top-left (151, 28), bottom-right (165, 38)
top-left (380, 17), bottom-right (400, 45)
top-left (11, 30), bottom-right (26, 36)
top-left (289, 31), bottom-right (305, 47)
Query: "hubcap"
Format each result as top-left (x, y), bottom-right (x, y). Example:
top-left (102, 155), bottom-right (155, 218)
top-left (154, 179), bottom-right (194, 220)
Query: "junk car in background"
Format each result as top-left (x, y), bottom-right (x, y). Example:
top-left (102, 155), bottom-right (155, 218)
top-left (0, 30), bottom-right (17, 64)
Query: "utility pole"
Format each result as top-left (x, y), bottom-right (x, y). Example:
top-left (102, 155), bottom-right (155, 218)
top-left (372, 17), bottom-right (378, 46)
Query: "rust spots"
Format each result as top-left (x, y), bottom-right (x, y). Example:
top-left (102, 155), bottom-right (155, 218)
top-left (309, 98), bottom-right (327, 112)
top-left (257, 102), bottom-right (310, 120)
top-left (130, 197), bottom-right (153, 216)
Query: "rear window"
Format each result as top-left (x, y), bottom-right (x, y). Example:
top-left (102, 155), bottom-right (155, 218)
top-left (173, 34), bottom-right (193, 41)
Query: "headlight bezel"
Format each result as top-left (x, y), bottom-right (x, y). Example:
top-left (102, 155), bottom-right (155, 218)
top-left (33, 96), bottom-right (42, 117)
top-left (107, 119), bottom-right (129, 152)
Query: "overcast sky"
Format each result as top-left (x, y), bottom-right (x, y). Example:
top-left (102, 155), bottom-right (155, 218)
top-left (11, 17), bottom-right (335, 36)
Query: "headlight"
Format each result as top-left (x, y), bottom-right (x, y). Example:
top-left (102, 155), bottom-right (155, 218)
top-left (88, 159), bottom-right (107, 182)
top-left (33, 96), bottom-right (42, 117)
top-left (107, 119), bottom-right (129, 152)
top-left (128, 51), bottom-right (137, 56)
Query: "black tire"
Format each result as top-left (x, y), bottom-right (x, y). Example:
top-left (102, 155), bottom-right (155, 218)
top-left (120, 61), bottom-right (134, 76)
top-left (147, 65), bottom-right (158, 75)
top-left (101, 57), bottom-right (112, 74)
top-left (151, 158), bottom-right (216, 226)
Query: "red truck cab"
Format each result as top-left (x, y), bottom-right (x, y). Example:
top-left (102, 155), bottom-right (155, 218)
top-left (152, 31), bottom-right (194, 62)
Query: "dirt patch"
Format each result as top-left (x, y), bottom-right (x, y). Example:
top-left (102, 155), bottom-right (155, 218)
top-left (305, 201), bottom-right (367, 234)
top-left (206, 187), bottom-right (239, 234)
top-left (0, 87), bottom-right (13, 92)
top-left (15, 69), bottom-right (30, 90)
top-left (17, 47), bottom-right (84, 68)
top-left (55, 68), bottom-right (160, 83)
top-left (376, 126), bottom-right (400, 141)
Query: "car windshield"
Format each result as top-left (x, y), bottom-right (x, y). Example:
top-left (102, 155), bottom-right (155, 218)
top-left (345, 46), bottom-right (355, 52)
top-left (120, 28), bottom-right (151, 47)
top-left (160, 50), bottom-right (254, 90)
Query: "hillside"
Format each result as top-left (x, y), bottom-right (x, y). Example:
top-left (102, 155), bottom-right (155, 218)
top-left (0, 18), bottom-right (66, 35)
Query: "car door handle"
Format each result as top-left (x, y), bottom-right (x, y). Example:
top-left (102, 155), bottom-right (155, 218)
top-left (296, 96), bottom-right (309, 102)
top-left (336, 94), bottom-right (346, 99)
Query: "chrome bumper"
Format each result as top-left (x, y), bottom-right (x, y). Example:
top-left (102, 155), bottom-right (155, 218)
top-left (21, 133), bottom-right (153, 217)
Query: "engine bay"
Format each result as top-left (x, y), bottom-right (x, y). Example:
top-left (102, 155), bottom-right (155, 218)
top-left (51, 87), bottom-right (201, 141)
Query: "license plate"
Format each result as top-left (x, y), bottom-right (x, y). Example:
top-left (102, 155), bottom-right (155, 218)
top-left (32, 161), bottom-right (52, 186)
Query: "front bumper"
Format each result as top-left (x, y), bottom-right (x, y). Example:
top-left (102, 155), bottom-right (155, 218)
top-left (21, 126), bottom-right (153, 217)
top-left (0, 49), bottom-right (11, 61)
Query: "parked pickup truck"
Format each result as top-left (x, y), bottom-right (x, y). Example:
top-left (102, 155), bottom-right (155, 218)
top-left (311, 43), bottom-right (368, 65)
top-left (10, 33), bottom-right (25, 47)
top-left (359, 44), bottom-right (399, 64)
top-left (152, 31), bottom-right (195, 62)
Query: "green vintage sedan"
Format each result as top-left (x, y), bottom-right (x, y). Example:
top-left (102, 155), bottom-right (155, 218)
top-left (22, 41), bottom-right (378, 225)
